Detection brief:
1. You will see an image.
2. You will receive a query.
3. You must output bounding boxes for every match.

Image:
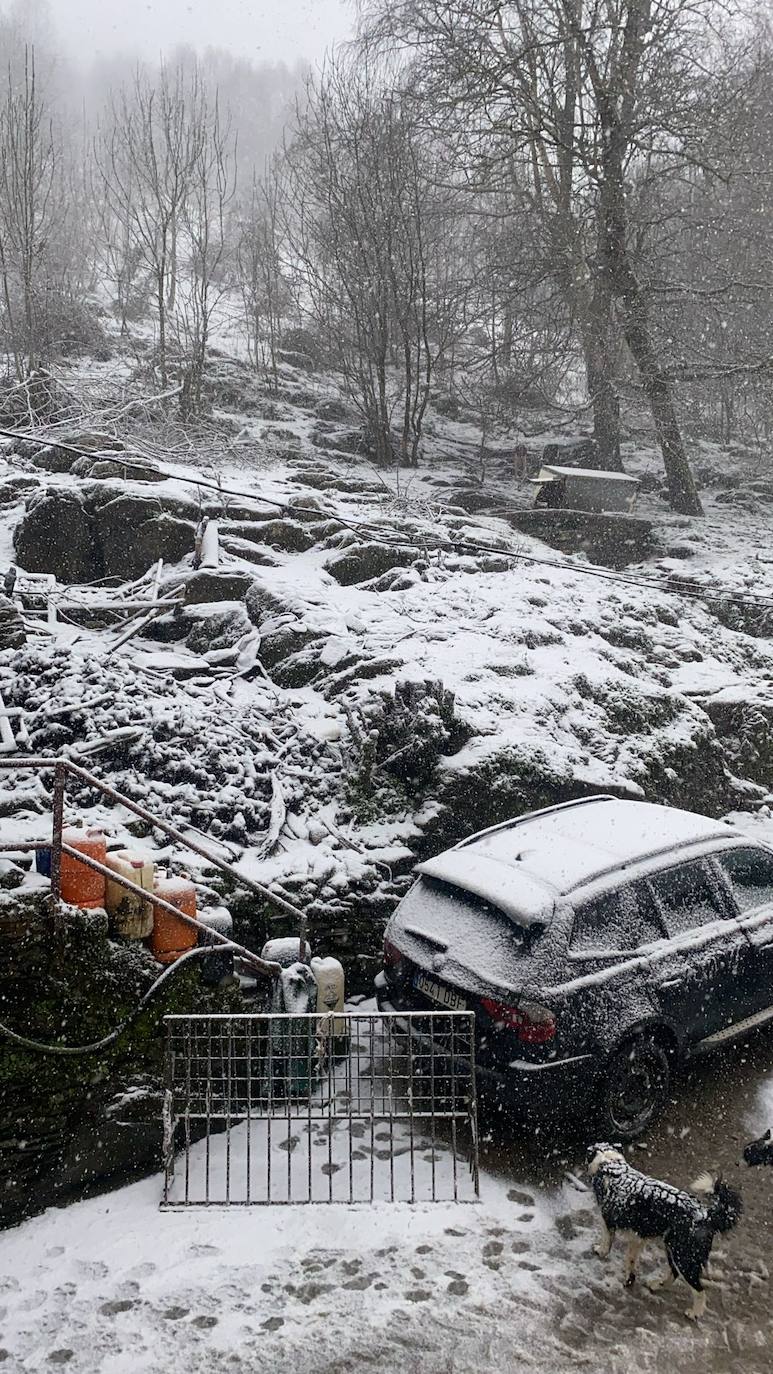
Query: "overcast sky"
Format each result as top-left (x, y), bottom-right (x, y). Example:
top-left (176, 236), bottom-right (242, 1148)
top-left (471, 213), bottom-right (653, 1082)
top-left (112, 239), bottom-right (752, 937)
top-left (40, 0), bottom-right (355, 67)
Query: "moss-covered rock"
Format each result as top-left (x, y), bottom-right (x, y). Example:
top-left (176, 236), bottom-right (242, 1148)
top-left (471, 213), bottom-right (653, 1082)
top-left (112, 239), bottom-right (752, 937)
top-left (0, 888), bottom-right (243, 1229)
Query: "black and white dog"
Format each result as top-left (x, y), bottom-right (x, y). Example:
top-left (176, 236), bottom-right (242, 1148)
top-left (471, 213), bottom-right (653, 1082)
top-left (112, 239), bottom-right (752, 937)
top-left (587, 1143), bottom-right (742, 1320)
top-left (743, 1129), bottom-right (773, 1167)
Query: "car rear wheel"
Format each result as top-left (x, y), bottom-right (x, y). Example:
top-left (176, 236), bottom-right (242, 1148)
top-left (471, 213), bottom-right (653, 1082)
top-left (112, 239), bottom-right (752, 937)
top-left (601, 1036), bottom-right (670, 1139)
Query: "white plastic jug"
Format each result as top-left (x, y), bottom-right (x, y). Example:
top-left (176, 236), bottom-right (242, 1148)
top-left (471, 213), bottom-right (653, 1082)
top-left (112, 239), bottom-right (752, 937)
top-left (104, 849), bottom-right (154, 939)
top-left (311, 956), bottom-right (346, 1036)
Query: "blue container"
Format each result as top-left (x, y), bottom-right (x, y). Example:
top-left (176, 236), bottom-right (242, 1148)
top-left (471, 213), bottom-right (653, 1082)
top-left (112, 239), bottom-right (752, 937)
top-left (36, 848), bottom-right (52, 878)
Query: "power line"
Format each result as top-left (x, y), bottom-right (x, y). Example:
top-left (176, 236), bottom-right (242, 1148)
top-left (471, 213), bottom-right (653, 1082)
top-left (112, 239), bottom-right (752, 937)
top-left (4, 423), bottom-right (773, 615)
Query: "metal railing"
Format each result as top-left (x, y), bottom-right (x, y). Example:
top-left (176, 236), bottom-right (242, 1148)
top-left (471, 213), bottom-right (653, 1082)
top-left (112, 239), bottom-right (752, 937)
top-left (162, 1010), bottom-right (480, 1207)
top-left (0, 756), bottom-right (311, 976)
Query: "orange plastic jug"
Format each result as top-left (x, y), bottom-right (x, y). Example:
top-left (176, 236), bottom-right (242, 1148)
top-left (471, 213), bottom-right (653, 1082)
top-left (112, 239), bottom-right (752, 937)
top-left (151, 876), bottom-right (198, 963)
top-left (59, 827), bottom-right (107, 909)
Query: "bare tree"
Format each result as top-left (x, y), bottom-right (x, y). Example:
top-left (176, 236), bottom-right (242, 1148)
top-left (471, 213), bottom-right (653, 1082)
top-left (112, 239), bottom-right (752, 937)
top-left (175, 91), bottom-right (236, 417)
top-left (286, 57), bottom-right (466, 466)
top-left (0, 46), bottom-right (58, 378)
top-left (364, 0), bottom-right (711, 512)
top-left (97, 63), bottom-right (207, 389)
top-left (235, 164), bottom-right (289, 390)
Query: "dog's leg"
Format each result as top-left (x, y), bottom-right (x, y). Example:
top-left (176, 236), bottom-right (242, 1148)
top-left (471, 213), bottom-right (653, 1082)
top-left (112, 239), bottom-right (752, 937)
top-left (649, 1270), bottom-right (676, 1292)
top-left (594, 1218), bottom-right (615, 1259)
top-left (624, 1237), bottom-right (644, 1288)
top-left (649, 1246), bottom-right (678, 1293)
top-left (685, 1286), bottom-right (706, 1321)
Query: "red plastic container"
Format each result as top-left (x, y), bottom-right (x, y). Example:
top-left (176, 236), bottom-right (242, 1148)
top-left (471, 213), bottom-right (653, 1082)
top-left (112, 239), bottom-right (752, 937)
top-left (59, 827), bottom-right (107, 909)
top-left (151, 876), bottom-right (198, 963)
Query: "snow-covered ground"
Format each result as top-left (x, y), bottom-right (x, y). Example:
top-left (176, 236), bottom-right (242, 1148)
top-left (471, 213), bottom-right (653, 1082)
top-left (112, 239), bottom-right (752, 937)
top-left (5, 343), bottom-right (773, 1370)
top-left (4, 1036), bottom-right (773, 1374)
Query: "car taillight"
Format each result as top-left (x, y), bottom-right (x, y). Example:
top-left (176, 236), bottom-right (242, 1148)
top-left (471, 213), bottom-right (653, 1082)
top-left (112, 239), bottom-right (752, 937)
top-left (481, 996), bottom-right (556, 1044)
top-left (383, 937), bottom-right (403, 971)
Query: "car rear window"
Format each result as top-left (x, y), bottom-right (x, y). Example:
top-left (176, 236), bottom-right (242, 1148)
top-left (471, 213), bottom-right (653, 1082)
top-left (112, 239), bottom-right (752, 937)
top-left (717, 848), bottom-right (773, 914)
top-left (570, 882), bottom-right (664, 954)
top-left (393, 877), bottom-right (537, 985)
top-left (649, 860), bottom-right (728, 936)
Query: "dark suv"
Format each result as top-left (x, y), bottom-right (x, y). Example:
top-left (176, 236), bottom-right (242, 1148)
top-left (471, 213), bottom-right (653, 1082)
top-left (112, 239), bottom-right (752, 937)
top-left (375, 796), bottom-right (773, 1137)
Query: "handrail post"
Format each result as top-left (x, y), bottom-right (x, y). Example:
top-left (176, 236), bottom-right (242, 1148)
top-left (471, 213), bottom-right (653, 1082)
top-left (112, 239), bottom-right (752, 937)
top-left (49, 761), bottom-right (65, 924)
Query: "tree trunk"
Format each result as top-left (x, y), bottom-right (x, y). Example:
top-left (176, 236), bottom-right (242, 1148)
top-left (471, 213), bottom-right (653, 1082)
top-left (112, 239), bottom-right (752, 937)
top-left (599, 142), bottom-right (702, 516)
top-left (584, 273), bottom-right (621, 469)
top-left (619, 289), bottom-right (702, 514)
top-left (583, 328), bottom-right (622, 470)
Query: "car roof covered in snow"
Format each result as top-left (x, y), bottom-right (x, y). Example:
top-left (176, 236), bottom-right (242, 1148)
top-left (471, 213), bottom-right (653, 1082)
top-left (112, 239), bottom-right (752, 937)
top-left (415, 851), bottom-right (555, 928)
top-left (417, 798), bottom-right (742, 924)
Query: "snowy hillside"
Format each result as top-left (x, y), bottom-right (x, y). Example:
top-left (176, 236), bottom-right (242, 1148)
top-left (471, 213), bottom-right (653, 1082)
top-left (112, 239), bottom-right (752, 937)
top-left (2, 350), bottom-right (773, 977)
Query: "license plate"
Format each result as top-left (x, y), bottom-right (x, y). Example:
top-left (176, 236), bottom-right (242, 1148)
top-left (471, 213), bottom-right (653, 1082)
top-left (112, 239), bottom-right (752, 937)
top-left (413, 971), bottom-right (466, 1011)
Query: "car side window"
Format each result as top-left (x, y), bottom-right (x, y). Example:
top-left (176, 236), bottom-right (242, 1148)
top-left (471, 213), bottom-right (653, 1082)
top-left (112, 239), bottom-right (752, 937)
top-left (649, 860), bottom-right (728, 936)
top-left (570, 882), bottom-right (664, 955)
top-left (717, 848), bottom-right (773, 914)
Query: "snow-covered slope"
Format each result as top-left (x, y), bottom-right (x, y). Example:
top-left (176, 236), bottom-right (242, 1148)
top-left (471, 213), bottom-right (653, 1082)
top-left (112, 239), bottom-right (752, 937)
top-left (2, 353), bottom-right (773, 976)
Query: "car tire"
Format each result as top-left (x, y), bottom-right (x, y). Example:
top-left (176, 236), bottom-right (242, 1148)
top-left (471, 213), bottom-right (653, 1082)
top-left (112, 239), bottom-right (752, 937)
top-left (600, 1035), bottom-right (670, 1140)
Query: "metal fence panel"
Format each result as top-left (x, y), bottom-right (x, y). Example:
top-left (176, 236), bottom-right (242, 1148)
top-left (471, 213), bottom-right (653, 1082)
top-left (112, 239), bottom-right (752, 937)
top-left (162, 1011), bottom-right (479, 1206)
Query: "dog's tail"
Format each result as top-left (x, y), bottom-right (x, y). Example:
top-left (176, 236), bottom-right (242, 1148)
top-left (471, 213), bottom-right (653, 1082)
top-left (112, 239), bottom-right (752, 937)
top-left (691, 1172), bottom-right (742, 1234)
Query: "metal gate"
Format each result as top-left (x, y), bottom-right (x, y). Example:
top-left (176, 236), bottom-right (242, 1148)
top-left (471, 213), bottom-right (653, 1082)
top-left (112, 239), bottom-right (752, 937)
top-left (162, 1010), bottom-right (480, 1206)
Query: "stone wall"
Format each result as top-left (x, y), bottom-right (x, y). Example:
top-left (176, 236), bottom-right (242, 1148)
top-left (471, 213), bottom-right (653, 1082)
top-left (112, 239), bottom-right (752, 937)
top-left (0, 886), bottom-right (242, 1229)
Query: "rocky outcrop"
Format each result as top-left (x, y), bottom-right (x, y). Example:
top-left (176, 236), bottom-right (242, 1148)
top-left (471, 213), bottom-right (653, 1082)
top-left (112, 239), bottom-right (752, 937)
top-left (13, 489), bottom-right (103, 583)
top-left (92, 495), bottom-right (194, 580)
top-left (13, 486), bottom-right (196, 584)
top-left (0, 594), bottom-right (25, 650)
top-left (183, 570), bottom-right (256, 605)
top-left (0, 475), bottom-right (40, 506)
top-left (327, 541), bottom-right (415, 586)
top-left (508, 509), bottom-right (654, 569)
top-left (74, 454), bottom-right (165, 483)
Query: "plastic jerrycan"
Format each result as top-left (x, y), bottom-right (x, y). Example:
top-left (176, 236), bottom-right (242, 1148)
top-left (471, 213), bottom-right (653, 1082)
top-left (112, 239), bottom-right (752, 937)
top-left (151, 875), bottom-right (198, 963)
top-left (104, 849), bottom-right (155, 938)
top-left (59, 827), bottom-right (107, 909)
top-left (311, 956), bottom-right (346, 1037)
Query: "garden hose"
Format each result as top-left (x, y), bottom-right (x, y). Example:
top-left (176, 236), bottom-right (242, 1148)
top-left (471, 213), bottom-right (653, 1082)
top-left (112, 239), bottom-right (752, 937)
top-left (0, 943), bottom-right (237, 1056)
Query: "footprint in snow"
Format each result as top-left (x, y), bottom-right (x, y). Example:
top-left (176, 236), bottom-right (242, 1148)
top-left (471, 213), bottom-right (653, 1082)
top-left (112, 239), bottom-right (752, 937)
top-left (99, 1299), bottom-right (138, 1316)
top-left (127, 1261), bottom-right (157, 1277)
top-left (191, 1315), bottom-right (218, 1330)
top-left (47, 1352), bottom-right (74, 1365)
top-left (405, 1289), bottom-right (432, 1303)
top-left (262, 1317), bottom-right (284, 1332)
top-left (508, 1189), bottom-right (535, 1207)
top-left (447, 1279), bottom-right (469, 1296)
top-left (75, 1261), bottom-right (109, 1280)
top-left (278, 1136), bottom-right (300, 1153)
top-left (162, 1306), bottom-right (189, 1321)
